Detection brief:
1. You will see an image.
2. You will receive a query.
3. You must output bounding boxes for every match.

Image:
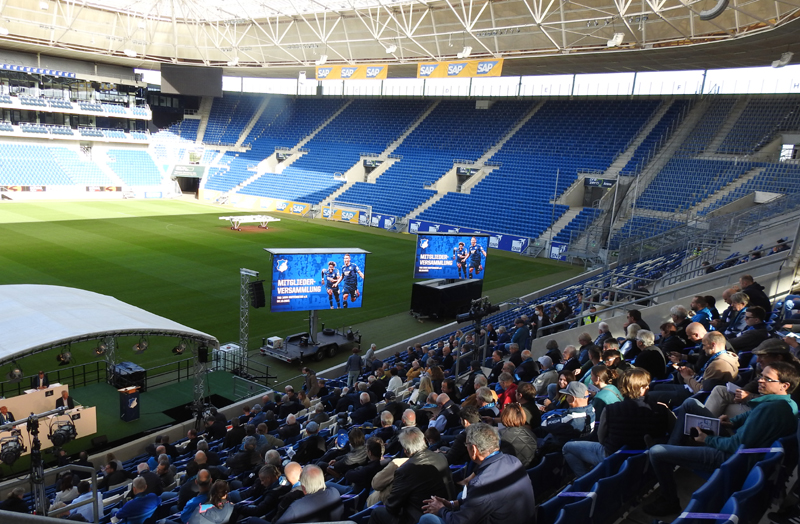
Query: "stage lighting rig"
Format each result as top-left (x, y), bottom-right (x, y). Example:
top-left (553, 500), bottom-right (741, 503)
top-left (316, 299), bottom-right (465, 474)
top-left (0, 436), bottom-right (23, 465)
top-left (6, 362), bottom-right (22, 383)
top-left (173, 339), bottom-right (187, 355)
top-left (57, 350), bottom-right (72, 365)
top-left (49, 422), bottom-right (77, 447)
top-left (133, 336), bottom-right (149, 354)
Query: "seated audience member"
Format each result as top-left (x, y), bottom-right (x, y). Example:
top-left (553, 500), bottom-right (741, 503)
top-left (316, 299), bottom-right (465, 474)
top-left (650, 331), bottom-right (738, 407)
top-left (272, 462), bottom-right (303, 523)
top-left (371, 411), bottom-right (397, 442)
top-left (495, 373), bottom-right (518, 411)
top-left (351, 392), bottom-right (378, 425)
top-left (589, 365), bottom-right (622, 421)
top-left (619, 324), bottom-right (641, 359)
top-left (187, 480), bottom-right (232, 524)
top-left (1, 487), bottom-right (29, 514)
top-left (406, 360), bottom-right (423, 381)
top-left (670, 305), bottom-right (692, 343)
top-left (711, 288), bottom-right (736, 332)
top-left (230, 465), bottom-right (289, 522)
top-left (633, 329), bottom-right (669, 380)
top-left (337, 437), bottom-right (386, 494)
top-left (328, 428), bottom-right (368, 479)
top-left (368, 427), bottom-right (455, 524)
top-left (196, 440), bottom-right (220, 467)
top-left (425, 427), bottom-right (442, 449)
top-left (705, 295), bottom-right (720, 320)
top-left (602, 349), bottom-right (631, 375)
top-left (192, 451), bottom-right (225, 481)
top-left (740, 274), bottom-right (772, 312)
top-left (657, 323), bottom-right (685, 357)
top-left (595, 322), bottom-right (614, 347)
top-left (268, 465), bottom-right (342, 524)
top-left (545, 339), bottom-right (562, 366)
top-left (420, 423), bottom-right (536, 524)
top-left (385, 409), bottom-right (417, 455)
top-left (475, 387), bottom-right (499, 419)
top-left (278, 390), bottom-right (303, 419)
top-left (70, 481), bottom-right (103, 522)
top-left (442, 405), bottom-right (481, 466)
top-left (533, 356), bottom-right (558, 392)
top-left (515, 382), bottom-right (541, 430)
top-left (115, 477), bottom-right (160, 524)
top-left (560, 345), bottom-right (581, 372)
top-left (670, 339), bottom-right (800, 441)
top-left (538, 381), bottom-right (595, 448)
top-left (441, 378), bottom-right (460, 404)
top-left (381, 391), bottom-right (410, 424)
top-left (255, 423), bottom-right (285, 454)
top-left (563, 368), bottom-right (671, 477)
top-left (498, 403), bottom-right (537, 468)
top-left (99, 461), bottom-right (135, 490)
top-left (132, 463), bottom-right (163, 498)
top-left (730, 306), bottom-right (771, 352)
top-left (317, 379), bottom-right (329, 398)
top-left (279, 414), bottom-right (301, 440)
top-left (309, 401), bottom-right (331, 425)
top-left (542, 370), bottom-right (577, 412)
top-left (486, 351), bottom-right (505, 384)
top-left (227, 436), bottom-right (260, 476)
top-left (581, 305), bottom-right (601, 326)
top-left (176, 462), bottom-right (201, 511)
top-left (507, 343), bottom-right (523, 367)
top-left (224, 419), bottom-right (246, 450)
top-left (387, 368), bottom-right (403, 393)
top-left (428, 393), bottom-right (460, 432)
top-left (577, 333), bottom-right (598, 365)
top-left (156, 458), bottom-right (176, 488)
top-left (578, 346), bottom-right (603, 384)
top-left (516, 351), bottom-right (539, 382)
top-left (722, 291), bottom-right (749, 338)
top-left (625, 309), bottom-right (651, 331)
top-left (689, 295), bottom-right (713, 330)
top-left (429, 366), bottom-right (445, 395)
top-left (369, 375), bottom-right (387, 399)
top-left (294, 421), bottom-right (327, 464)
top-left (247, 404), bottom-right (266, 426)
top-left (644, 361), bottom-right (800, 516)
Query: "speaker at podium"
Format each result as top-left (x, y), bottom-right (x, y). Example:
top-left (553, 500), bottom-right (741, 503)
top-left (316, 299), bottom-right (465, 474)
top-left (118, 386), bottom-right (140, 422)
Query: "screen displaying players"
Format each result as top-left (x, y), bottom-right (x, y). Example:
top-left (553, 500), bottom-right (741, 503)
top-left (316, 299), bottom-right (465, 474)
top-left (414, 234), bottom-right (489, 280)
top-left (270, 252), bottom-right (367, 312)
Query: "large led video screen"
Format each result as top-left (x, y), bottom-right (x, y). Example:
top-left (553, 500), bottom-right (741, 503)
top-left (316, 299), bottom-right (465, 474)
top-left (266, 249), bottom-right (369, 312)
top-left (414, 234), bottom-right (489, 280)
top-left (161, 64), bottom-right (223, 97)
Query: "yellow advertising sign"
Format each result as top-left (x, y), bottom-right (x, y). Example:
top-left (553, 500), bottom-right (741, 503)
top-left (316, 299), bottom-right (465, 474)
top-left (416, 59), bottom-right (504, 79)
top-left (316, 64), bottom-right (388, 80)
top-left (259, 198), bottom-right (312, 215)
top-left (323, 207), bottom-right (365, 224)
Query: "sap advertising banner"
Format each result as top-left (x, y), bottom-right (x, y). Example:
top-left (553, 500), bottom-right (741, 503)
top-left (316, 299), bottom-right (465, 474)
top-left (414, 234), bottom-right (489, 280)
top-left (316, 64), bottom-right (388, 80)
top-left (322, 207), bottom-right (366, 224)
top-left (267, 249), bottom-right (369, 312)
top-left (408, 220), bottom-right (529, 254)
top-left (258, 198), bottom-right (312, 215)
top-left (417, 59), bottom-right (504, 79)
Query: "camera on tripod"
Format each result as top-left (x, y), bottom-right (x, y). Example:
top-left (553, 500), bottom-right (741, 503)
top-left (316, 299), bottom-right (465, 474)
top-left (455, 297), bottom-right (500, 324)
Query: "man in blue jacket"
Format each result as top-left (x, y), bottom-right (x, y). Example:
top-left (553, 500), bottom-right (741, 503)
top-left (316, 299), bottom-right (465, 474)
top-left (420, 422), bottom-right (536, 524)
top-left (114, 477), bottom-right (160, 524)
top-left (644, 361), bottom-right (800, 516)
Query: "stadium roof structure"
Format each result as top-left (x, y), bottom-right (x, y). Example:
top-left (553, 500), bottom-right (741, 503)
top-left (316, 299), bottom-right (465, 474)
top-left (0, 284), bottom-right (219, 365)
top-left (0, 0), bottom-right (798, 75)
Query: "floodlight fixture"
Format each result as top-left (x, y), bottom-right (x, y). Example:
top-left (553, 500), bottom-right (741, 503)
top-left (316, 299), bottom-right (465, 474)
top-left (123, 48), bottom-right (137, 58)
top-left (57, 351), bottom-right (72, 365)
top-left (39, 1), bottom-right (49, 10)
top-left (173, 339), bottom-right (187, 355)
top-left (227, 57), bottom-right (239, 67)
top-left (607, 33), bottom-right (625, 47)
top-left (0, 436), bottom-right (23, 465)
top-left (49, 423), bottom-right (77, 447)
top-left (94, 342), bottom-right (107, 356)
top-left (385, 44), bottom-right (397, 54)
top-left (0, 28), bottom-right (9, 36)
top-left (6, 362), bottom-right (22, 383)
top-left (315, 55), bottom-right (328, 66)
top-left (133, 337), bottom-right (149, 354)
top-left (772, 52), bottom-right (794, 68)
top-left (456, 46), bottom-right (472, 59)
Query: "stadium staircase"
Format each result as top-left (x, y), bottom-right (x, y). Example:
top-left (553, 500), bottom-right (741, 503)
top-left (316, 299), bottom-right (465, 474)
top-left (275, 100), bottom-right (354, 171)
top-left (193, 97), bottom-right (215, 144)
top-left (233, 98), bottom-right (272, 148)
top-left (379, 101), bottom-right (439, 159)
top-left (689, 165), bottom-right (767, 215)
top-left (703, 97), bottom-right (749, 155)
top-left (534, 207), bottom-right (583, 244)
top-left (602, 101), bottom-right (671, 177)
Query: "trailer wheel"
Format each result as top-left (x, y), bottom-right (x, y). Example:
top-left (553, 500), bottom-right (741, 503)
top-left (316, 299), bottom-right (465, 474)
top-left (326, 344), bottom-right (339, 358)
top-left (314, 350), bottom-right (325, 362)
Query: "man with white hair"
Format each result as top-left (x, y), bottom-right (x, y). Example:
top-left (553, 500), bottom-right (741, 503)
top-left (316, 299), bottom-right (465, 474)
top-left (115, 476), bottom-right (160, 524)
top-left (595, 322), bottom-right (613, 347)
top-left (369, 427), bottom-right (455, 524)
top-left (560, 345), bottom-right (580, 372)
top-left (533, 356), bottom-right (558, 392)
top-left (632, 329), bottom-right (668, 380)
top-left (670, 305), bottom-right (692, 342)
top-left (517, 350), bottom-right (538, 382)
top-left (428, 394), bottom-right (460, 432)
top-left (271, 465), bottom-right (343, 524)
top-left (351, 391), bottom-right (377, 425)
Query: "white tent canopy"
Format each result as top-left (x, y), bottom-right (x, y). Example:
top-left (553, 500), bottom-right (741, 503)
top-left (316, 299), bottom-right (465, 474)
top-left (0, 284), bottom-right (218, 363)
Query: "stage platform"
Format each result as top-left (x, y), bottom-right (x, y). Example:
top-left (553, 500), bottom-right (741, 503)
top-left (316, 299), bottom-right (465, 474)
top-left (0, 371), bottom-right (238, 477)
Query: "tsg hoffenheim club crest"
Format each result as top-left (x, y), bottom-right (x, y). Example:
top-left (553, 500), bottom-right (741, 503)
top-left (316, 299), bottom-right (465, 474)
top-left (276, 259), bottom-right (289, 272)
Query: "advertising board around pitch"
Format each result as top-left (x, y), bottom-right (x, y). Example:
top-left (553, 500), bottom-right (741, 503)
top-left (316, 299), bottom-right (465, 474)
top-left (414, 233), bottom-right (490, 280)
top-left (264, 248), bottom-right (370, 313)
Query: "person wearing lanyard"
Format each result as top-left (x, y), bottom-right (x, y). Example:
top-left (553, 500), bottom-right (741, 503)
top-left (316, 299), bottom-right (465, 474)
top-left (420, 423), bottom-right (536, 524)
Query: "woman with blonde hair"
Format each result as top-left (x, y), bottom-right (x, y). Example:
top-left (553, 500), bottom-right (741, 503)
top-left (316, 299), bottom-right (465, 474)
top-left (414, 376), bottom-right (434, 405)
top-left (619, 323), bottom-right (640, 358)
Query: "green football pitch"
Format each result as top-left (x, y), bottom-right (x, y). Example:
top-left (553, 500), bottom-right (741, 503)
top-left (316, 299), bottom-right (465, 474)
top-left (0, 199), bottom-right (582, 382)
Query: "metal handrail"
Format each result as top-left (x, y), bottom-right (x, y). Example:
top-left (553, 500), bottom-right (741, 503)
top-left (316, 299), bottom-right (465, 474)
top-left (535, 249), bottom-right (791, 337)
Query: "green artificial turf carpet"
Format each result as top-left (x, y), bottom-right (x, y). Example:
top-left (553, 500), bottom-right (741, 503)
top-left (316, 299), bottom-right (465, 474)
top-left (0, 199), bottom-right (582, 386)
